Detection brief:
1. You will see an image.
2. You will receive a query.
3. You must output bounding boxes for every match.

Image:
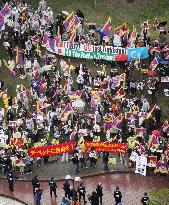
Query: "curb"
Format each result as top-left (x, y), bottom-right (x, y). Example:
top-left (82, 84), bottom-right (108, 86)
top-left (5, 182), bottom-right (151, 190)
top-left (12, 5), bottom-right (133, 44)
top-left (0, 193), bottom-right (28, 205)
top-left (0, 169), bottom-right (134, 182)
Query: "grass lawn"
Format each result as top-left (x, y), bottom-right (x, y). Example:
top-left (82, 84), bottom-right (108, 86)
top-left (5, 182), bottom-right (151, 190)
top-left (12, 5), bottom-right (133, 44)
top-left (0, 0), bottom-right (169, 119)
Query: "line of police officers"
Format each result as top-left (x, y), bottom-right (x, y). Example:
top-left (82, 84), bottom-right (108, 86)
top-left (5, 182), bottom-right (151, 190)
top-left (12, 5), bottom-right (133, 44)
top-left (6, 172), bottom-right (149, 205)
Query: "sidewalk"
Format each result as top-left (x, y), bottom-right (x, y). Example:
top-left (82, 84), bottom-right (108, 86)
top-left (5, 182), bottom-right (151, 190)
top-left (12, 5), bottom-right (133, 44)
top-left (3, 154), bottom-right (132, 181)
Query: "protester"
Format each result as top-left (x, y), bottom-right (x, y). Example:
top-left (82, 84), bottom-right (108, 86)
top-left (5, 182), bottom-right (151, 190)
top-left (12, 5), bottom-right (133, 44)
top-left (0, 1), bottom-right (168, 204)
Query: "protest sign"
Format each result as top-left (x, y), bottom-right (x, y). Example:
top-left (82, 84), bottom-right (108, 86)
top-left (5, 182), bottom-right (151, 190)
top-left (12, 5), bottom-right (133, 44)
top-left (84, 141), bottom-right (127, 153)
top-left (28, 140), bottom-right (75, 157)
top-left (129, 151), bottom-right (138, 162)
top-left (135, 155), bottom-right (147, 176)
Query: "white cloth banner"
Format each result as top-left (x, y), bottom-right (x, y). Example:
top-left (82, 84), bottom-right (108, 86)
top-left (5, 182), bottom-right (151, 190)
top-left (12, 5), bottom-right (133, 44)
top-left (135, 155), bottom-right (147, 176)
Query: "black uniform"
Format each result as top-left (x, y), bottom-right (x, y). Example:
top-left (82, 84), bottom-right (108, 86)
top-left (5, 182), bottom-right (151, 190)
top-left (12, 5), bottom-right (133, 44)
top-left (49, 178), bottom-right (57, 197)
top-left (88, 191), bottom-right (99, 205)
top-left (63, 180), bottom-right (71, 199)
top-left (96, 184), bottom-right (103, 205)
top-left (141, 196), bottom-right (149, 205)
top-left (32, 176), bottom-right (40, 196)
top-left (114, 190), bottom-right (122, 205)
top-left (78, 183), bottom-right (87, 203)
top-left (7, 171), bottom-right (14, 192)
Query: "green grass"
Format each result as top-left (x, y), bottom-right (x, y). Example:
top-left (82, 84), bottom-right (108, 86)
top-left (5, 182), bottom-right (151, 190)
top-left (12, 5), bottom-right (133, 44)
top-left (148, 188), bottom-right (169, 205)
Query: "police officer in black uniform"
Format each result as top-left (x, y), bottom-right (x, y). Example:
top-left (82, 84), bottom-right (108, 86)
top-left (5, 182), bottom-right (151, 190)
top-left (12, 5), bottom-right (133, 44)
top-left (32, 175), bottom-right (40, 196)
top-left (113, 186), bottom-right (122, 205)
top-left (63, 180), bottom-right (71, 199)
top-left (7, 170), bottom-right (14, 192)
top-left (96, 183), bottom-right (103, 205)
top-left (78, 182), bottom-right (87, 203)
top-left (141, 192), bottom-right (149, 205)
top-left (49, 177), bottom-right (57, 197)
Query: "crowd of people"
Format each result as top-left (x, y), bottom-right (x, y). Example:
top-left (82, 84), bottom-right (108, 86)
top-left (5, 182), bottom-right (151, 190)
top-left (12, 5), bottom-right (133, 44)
top-left (0, 0), bottom-right (169, 204)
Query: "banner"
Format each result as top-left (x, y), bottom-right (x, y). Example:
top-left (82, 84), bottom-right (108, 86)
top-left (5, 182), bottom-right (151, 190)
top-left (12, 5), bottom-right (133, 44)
top-left (44, 36), bottom-right (149, 61)
top-left (84, 141), bottom-right (127, 153)
top-left (135, 155), bottom-right (147, 176)
top-left (28, 140), bottom-right (75, 157)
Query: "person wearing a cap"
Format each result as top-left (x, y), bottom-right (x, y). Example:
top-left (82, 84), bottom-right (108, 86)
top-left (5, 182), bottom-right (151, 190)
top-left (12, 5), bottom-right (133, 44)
top-left (113, 186), bottom-right (122, 205)
top-left (49, 177), bottom-right (57, 197)
top-left (78, 182), bottom-right (87, 203)
top-left (32, 175), bottom-right (40, 196)
top-left (96, 183), bottom-right (103, 205)
top-left (141, 192), bottom-right (149, 205)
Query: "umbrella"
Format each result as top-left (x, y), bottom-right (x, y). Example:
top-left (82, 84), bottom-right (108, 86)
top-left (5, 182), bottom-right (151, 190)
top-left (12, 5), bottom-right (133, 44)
top-left (40, 65), bottom-right (53, 72)
top-left (72, 99), bottom-right (85, 108)
top-left (62, 11), bottom-right (69, 16)
top-left (152, 130), bottom-right (160, 135)
top-left (68, 65), bottom-right (76, 70)
top-left (159, 21), bottom-right (167, 27)
top-left (147, 70), bottom-right (158, 76)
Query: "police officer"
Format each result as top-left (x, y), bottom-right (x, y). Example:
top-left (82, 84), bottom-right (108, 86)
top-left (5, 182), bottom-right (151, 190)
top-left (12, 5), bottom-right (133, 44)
top-left (7, 170), bottom-right (14, 192)
top-left (32, 175), bottom-right (40, 196)
top-left (63, 180), bottom-right (71, 199)
top-left (49, 177), bottom-right (57, 197)
top-left (78, 182), bottom-right (87, 203)
top-left (113, 186), bottom-right (122, 205)
top-left (96, 183), bottom-right (103, 205)
top-left (141, 192), bottom-right (149, 205)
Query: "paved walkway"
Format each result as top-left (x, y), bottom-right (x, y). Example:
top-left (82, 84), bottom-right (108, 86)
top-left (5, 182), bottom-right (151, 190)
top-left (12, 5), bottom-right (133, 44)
top-left (0, 173), bottom-right (169, 205)
top-left (4, 154), bottom-right (130, 180)
top-left (0, 195), bottom-right (25, 205)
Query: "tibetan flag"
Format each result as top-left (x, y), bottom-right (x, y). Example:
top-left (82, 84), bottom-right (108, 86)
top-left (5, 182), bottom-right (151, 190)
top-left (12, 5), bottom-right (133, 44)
top-left (3, 59), bottom-right (16, 77)
top-left (68, 29), bottom-right (76, 48)
top-left (63, 12), bottom-right (74, 30)
top-left (12, 97), bottom-right (17, 105)
top-left (148, 134), bottom-right (159, 150)
top-left (31, 34), bottom-right (41, 42)
top-left (61, 103), bottom-right (73, 120)
top-left (114, 22), bottom-right (127, 36)
top-left (48, 37), bottom-right (55, 51)
top-left (146, 105), bottom-right (156, 120)
top-left (42, 32), bottom-right (50, 47)
top-left (150, 57), bottom-right (158, 69)
top-left (33, 66), bottom-right (39, 79)
top-left (0, 12), bottom-right (4, 29)
top-left (73, 15), bottom-right (81, 28)
top-left (112, 114), bottom-right (123, 130)
top-left (144, 19), bottom-right (150, 30)
top-left (162, 120), bottom-right (169, 132)
top-left (55, 27), bottom-right (61, 47)
top-left (112, 87), bottom-right (125, 100)
top-left (162, 45), bottom-right (169, 52)
top-left (131, 25), bottom-right (137, 40)
top-left (15, 46), bottom-right (24, 65)
top-left (1, 3), bottom-right (10, 16)
top-left (101, 17), bottom-right (112, 36)
top-left (153, 18), bottom-right (158, 31)
top-left (21, 85), bottom-right (31, 97)
top-left (104, 119), bottom-right (113, 132)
